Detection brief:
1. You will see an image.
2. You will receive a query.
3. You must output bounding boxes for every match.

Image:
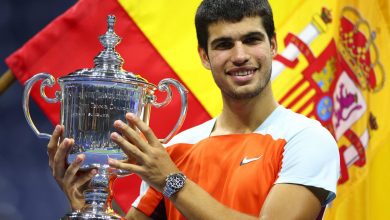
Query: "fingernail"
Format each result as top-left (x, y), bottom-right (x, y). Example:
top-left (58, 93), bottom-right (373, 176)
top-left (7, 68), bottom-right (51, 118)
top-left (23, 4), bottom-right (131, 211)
top-left (63, 138), bottom-right (69, 145)
top-left (126, 113), bottom-right (135, 120)
top-left (114, 120), bottom-right (124, 128)
top-left (63, 138), bottom-right (73, 146)
top-left (75, 156), bottom-right (83, 163)
top-left (55, 125), bottom-right (61, 133)
top-left (111, 132), bottom-right (119, 140)
top-left (108, 158), bottom-right (115, 165)
top-left (91, 169), bottom-right (97, 175)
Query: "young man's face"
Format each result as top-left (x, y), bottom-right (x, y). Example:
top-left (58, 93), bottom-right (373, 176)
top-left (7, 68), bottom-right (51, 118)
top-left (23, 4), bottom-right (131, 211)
top-left (199, 16), bottom-right (277, 100)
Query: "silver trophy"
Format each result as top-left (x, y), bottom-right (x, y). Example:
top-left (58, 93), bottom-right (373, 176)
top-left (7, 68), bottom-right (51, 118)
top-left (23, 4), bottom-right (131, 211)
top-left (22, 15), bottom-right (187, 219)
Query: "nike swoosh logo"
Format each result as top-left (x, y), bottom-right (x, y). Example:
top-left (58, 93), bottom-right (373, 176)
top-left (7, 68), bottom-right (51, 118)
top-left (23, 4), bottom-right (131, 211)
top-left (240, 155), bottom-right (263, 166)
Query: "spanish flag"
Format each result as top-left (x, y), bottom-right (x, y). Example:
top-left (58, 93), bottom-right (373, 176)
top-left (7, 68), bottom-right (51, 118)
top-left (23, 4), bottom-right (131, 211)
top-left (6, 0), bottom-right (390, 219)
top-left (271, 1), bottom-right (390, 219)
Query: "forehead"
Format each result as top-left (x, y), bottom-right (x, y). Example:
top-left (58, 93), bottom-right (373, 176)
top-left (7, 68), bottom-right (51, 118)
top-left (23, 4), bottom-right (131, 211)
top-left (207, 16), bottom-right (266, 42)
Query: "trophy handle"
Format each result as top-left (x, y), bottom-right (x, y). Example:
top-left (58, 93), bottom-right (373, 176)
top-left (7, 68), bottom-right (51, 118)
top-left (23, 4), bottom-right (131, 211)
top-left (23, 73), bottom-right (61, 139)
top-left (151, 78), bottom-right (188, 143)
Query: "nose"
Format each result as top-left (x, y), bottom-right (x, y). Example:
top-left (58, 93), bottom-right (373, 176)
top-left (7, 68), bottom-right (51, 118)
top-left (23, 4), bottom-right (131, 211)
top-left (231, 42), bottom-right (250, 65)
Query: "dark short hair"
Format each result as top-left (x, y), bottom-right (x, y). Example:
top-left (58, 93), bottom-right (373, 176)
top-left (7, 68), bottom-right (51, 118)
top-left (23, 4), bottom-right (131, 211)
top-left (195, 0), bottom-right (275, 51)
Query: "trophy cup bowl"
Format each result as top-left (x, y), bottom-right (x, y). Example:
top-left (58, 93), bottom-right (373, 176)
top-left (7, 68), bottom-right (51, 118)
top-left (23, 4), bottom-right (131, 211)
top-left (22, 15), bottom-right (187, 219)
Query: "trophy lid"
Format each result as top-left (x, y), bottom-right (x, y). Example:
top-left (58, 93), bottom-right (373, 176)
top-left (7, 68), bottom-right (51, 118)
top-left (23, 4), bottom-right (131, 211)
top-left (59, 15), bottom-right (150, 85)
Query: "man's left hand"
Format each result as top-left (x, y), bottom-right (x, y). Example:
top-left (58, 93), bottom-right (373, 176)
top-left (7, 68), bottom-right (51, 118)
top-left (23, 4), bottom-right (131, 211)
top-left (108, 113), bottom-right (180, 192)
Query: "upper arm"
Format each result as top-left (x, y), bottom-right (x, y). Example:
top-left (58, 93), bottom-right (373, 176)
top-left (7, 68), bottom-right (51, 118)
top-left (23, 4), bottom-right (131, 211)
top-left (259, 183), bottom-right (322, 220)
top-left (259, 118), bottom-right (340, 220)
top-left (275, 123), bottom-right (340, 205)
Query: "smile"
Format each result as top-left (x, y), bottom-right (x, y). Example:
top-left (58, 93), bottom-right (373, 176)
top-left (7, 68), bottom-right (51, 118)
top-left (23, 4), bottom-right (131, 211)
top-left (227, 67), bottom-right (257, 76)
top-left (226, 68), bottom-right (257, 84)
top-left (230, 70), bottom-right (256, 76)
top-left (226, 66), bottom-right (258, 76)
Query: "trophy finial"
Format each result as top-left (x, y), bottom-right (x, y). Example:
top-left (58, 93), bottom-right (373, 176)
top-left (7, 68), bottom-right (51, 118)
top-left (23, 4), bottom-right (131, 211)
top-left (94, 15), bottom-right (124, 72)
top-left (99, 15), bottom-right (121, 50)
top-left (107, 15), bottom-right (116, 32)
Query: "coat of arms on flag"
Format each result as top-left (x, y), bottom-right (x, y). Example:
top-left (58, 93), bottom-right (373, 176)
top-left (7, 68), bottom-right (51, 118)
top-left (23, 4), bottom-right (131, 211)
top-left (272, 6), bottom-right (385, 185)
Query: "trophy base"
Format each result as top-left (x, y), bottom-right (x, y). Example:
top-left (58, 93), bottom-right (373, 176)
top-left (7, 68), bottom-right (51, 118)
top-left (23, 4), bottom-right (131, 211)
top-left (62, 210), bottom-right (121, 220)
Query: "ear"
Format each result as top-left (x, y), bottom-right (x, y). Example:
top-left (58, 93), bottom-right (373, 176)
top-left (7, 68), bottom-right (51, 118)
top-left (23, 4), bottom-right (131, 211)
top-left (270, 35), bottom-right (278, 58)
top-left (198, 46), bottom-right (211, 70)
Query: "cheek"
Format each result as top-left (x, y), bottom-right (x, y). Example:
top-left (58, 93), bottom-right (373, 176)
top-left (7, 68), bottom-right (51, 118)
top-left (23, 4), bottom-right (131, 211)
top-left (208, 52), bottom-right (230, 70)
top-left (251, 48), bottom-right (268, 60)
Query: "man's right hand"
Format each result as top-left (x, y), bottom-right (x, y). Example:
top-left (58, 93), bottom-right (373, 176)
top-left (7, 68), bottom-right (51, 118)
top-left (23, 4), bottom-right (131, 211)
top-left (47, 125), bottom-right (97, 210)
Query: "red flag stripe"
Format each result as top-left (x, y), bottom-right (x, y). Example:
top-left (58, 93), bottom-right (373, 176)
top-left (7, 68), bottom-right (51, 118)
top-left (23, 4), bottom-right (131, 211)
top-left (279, 78), bottom-right (306, 104)
top-left (285, 85), bottom-right (312, 109)
top-left (295, 96), bottom-right (315, 114)
top-left (6, 0), bottom-right (211, 134)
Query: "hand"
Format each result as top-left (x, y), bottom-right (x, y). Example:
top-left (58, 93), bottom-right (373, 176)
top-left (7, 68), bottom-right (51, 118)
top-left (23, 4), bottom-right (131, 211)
top-left (47, 125), bottom-right (97, 210)
top-left (108, 113), bottom-right (180, 192)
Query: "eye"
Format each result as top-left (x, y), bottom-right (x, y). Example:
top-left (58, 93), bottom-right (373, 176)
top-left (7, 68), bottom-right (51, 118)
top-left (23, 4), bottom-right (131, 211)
top-left (213, 41), bottom-right (234, 50)
top-left (242, 36), bottom-right (262, 45)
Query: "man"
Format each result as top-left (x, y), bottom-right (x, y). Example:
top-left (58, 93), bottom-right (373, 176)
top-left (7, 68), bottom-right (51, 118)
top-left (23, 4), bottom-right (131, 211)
top-left (48, 0), bottom-right (340, 219)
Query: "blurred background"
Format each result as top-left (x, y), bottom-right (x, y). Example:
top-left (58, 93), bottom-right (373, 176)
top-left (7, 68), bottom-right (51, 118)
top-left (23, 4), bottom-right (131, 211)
top-left (0, 0), bottom-right (76, 219)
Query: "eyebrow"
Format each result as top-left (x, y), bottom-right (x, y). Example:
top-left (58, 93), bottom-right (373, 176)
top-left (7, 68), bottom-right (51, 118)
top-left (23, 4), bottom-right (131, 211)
top-left (242, 31), bottom-right (266, 41)
top-left (210, 31), bottom-right (266, 48)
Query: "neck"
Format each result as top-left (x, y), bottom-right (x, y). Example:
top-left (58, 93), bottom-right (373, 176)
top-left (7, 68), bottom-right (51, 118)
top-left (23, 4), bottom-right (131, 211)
top-left (211, 83), bottom-right (278, 136)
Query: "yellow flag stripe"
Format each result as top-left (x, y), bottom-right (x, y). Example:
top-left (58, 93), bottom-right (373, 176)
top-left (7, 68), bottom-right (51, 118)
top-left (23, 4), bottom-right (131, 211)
top-left (290, 89), bottom-right (315, 113)
top-left (118, 0), bottom-right (221, 117)
top-left (301, 103), bottom-right (315, 117)
top-left (280, 80), bottom-right (309, 107)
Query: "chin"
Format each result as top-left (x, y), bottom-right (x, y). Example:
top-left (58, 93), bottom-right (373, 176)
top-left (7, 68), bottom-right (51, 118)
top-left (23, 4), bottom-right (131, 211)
top-left (228, 88), bottom-right (262, 100)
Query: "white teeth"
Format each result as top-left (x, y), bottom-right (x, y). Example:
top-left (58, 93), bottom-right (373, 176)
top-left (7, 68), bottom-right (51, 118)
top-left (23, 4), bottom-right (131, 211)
top-left (231, 70), bottom-right (253, 76)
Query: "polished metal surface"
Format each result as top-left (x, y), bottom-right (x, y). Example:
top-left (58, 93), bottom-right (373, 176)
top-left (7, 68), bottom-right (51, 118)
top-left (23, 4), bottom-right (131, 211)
top-left (22, 14), bottom-right (188, 219)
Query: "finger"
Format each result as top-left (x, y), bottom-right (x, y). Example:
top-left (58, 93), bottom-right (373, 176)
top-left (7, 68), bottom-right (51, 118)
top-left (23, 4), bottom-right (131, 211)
top-left (60, 125), bottom-right (65, 142)
top-left (111, 132), bottom-right (146, 164)
top-left (126, 113), bottom-right (160, 146)
top-left (48, 125), bottom-right (63, 167)
top-left (65, 164), bottom-right (97, 189)
top-left (76, 169), bottom-right (98, 188)
top-left (124, 156), bottom-right (137, 164)
top-left (113, 120), bottom-right (149, 152)
top-left (108, 158), bottom-right (143, 174)
top-left (63, 154), bottom-right (85, 184)
top-left (53, 138), bottom-right (73, 179)
top-left (116, 157), bottom-right (137, 165)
